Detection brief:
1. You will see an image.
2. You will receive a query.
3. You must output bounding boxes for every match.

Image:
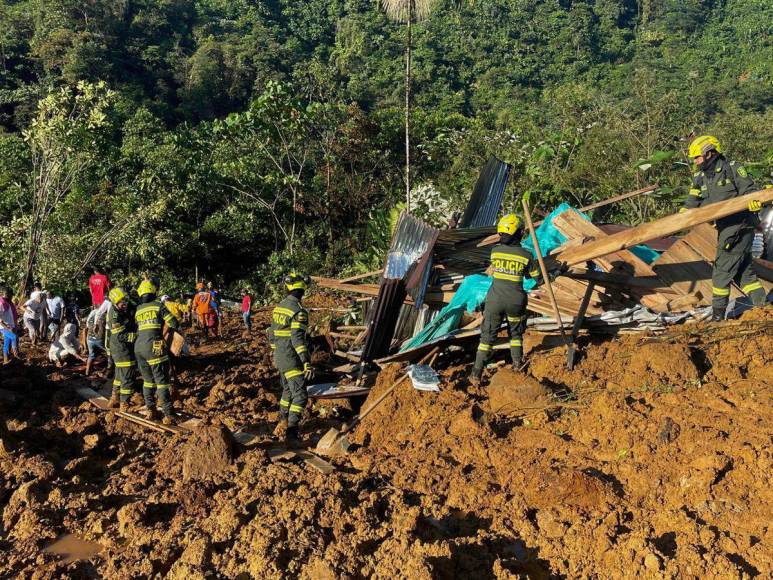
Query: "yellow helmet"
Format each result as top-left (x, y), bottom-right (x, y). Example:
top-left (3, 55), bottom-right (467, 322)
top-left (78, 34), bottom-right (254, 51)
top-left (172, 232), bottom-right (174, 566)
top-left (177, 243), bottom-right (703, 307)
top-left (284, 272), bottom-right (310, 292)
top-left (688, 135), bottom-right (721, 159)
top-left (137, 279), bottom-right (157, 297)
top-left (497, 214), bottom-right (522, 236)
top-left (109, 287), bottom-right (128, 305)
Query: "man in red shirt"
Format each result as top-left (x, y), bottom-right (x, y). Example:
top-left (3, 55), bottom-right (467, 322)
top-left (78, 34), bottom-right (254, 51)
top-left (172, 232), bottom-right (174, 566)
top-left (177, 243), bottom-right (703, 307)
top-left (241, 289), bottom-right (252, 333)
top-left (88, 267), bottom-right (111, 306)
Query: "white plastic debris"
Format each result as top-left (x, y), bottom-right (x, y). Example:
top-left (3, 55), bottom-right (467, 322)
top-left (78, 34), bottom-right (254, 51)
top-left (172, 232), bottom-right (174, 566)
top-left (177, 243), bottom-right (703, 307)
top-left (407, 364), bottom-right (440, 392)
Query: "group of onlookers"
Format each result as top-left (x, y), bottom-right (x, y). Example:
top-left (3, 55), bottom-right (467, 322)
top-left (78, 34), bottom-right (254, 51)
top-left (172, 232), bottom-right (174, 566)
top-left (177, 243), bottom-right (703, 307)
top-left (1, 268), bottom-right (255, 366)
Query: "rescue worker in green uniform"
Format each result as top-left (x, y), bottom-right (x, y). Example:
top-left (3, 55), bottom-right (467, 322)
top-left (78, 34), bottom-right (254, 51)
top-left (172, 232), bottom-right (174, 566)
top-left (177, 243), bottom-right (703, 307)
top-left (268, 273), bottom-right (313, 445)
top-left (134, 280), bottom-right (179, 424)
top-left (681, 136), bottom-right (768, 320)
top-left (106, 287), bottom-right (137, 412)
top-left (470, 214), bottom-right (542, 384)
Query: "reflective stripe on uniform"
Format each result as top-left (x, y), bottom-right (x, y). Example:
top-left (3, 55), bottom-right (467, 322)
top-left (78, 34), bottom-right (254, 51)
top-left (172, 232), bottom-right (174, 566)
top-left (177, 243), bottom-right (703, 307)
top-left (114, 360), bottom-right (136, 368)
top-left (507, 315), bottom-right (525, 323)
top-left (294, 345), bottom-right (307, 354)
top-left (274, 307), bottom-right (295, 317)
top-left (289, 403), bottom-right (304, 413)
top-left (529, 270), bottom-right (540, 278)
top-left (290, 322), bottom-right (307, 330)
top-left (120, 388), bottom-right (133, 395)
top-left (156, 384), bottom-right (169, 390)
top-left (279, 399), bottom-right (291, 408)
top-left (146, 356), bottom-right (169, 365)
top-left (143, 381), bottom-right (154, 388)
top-left (284, 369), bottom-right (303, 379)
top-left (510, 339), bottom-right (523, 347)
top-left (111, 325), bottom-right (126, 334)
top-left (138, 323), bottom-right (162, 330)
top-left (163, 314), bottom-right (175, 324)
top-left (493, 272), bottom-right (523, 282)
top-left (712, 286), bottom-right (731, 297)
top-left (273, 329), bottom-right (291, 337)
top-left (491, 252), bottom-right (529, 264)
top-left (113, 379), bottom-right (121, 387)
top-left (742, 282), bottom-right (763, 294)
top-left (477, 343), bottom-right (491, 352)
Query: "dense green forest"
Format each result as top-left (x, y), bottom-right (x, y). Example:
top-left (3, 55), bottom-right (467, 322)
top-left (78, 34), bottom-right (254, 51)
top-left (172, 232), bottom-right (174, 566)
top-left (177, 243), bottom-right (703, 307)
top-left (1, 0), bottom-right (772, 296)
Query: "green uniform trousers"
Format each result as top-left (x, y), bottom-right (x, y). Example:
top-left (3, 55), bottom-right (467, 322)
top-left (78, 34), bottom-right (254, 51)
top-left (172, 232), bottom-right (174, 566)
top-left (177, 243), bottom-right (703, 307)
top-left (278, 372), bottom-right (307, 428)
top-left (712, 230), bottom-right (766, 317)
top-left (112, 360), bottom-right (137, 403)
top-left (474, 292), bottom-right (528, 371)
top-left (136, 353), bottom-right (172, 416)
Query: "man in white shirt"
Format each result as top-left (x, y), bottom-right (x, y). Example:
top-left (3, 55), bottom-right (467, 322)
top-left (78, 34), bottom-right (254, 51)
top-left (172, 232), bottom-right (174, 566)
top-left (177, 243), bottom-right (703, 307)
top-left (23, 292), bottom-right (46, 345)
top-left (49, 322), bottom-right (85, 366)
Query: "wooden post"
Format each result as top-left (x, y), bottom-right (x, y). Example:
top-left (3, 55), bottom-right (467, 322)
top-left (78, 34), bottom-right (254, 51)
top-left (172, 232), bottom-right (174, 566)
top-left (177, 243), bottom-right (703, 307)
top-left (522, 199), bottom-right (570, 345)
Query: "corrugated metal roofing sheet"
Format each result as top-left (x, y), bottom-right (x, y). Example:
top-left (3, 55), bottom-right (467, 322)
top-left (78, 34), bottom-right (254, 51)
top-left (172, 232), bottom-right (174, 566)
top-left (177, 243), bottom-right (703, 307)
top-left (459, 156), bottom-right (511, 229)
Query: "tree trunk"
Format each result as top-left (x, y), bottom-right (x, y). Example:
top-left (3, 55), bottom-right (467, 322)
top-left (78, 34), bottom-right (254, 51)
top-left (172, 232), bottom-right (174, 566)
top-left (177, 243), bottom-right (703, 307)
top-left (404, 9), bottom-right (412, 213)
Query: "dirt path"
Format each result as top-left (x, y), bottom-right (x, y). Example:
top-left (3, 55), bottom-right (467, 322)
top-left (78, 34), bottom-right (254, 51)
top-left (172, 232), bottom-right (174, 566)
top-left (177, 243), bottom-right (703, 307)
top-left (1, 306), bottom-right (771, 578)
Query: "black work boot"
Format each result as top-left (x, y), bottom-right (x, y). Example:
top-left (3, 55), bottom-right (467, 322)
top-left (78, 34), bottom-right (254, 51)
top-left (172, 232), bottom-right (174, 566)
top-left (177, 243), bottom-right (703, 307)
top-left (285, 426), bottom-right (302, 448)
top-left (469, 367), bottom-right (482, 386)
top-left (711, 307), bottom-right (725, 322)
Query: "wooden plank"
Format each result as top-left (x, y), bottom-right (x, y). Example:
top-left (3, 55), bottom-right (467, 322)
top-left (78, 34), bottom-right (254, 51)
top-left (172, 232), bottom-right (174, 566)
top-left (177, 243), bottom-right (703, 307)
top-left (651, 239), bottom-right (715, 306)
top-left (557, 188), bottom-right (773, 265)
top-left (265, 446), bottom-right (335, 474)
top-left (552, 209), bottom-right (673, 311)
top-left (339, 269), bottom-right (383, 283)
top-left (573, 185), bottom-right (658, 214)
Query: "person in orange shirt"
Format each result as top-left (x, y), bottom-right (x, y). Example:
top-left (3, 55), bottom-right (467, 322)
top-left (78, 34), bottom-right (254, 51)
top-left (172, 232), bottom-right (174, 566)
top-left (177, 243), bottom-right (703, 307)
top-left (192, 284), bottom-right (213, 335)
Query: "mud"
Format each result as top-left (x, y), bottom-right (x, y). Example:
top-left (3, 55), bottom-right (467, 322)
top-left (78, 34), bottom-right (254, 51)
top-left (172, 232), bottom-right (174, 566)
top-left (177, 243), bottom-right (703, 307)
top-left (0, 302), bottom-right (771, 578)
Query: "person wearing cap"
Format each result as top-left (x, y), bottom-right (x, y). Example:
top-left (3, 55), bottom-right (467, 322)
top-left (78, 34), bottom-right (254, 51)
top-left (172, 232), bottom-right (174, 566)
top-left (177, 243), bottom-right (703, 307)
top-left (682, 135), bottom-right (768, 320)
top-left (107, 287), bottom-right (137, 410)
top-left (134, 279), bottom-right (179, 424)
top-left (470, 214), bottom-right (543, 385)
top-left (268, 273), bottom-right (313, 445)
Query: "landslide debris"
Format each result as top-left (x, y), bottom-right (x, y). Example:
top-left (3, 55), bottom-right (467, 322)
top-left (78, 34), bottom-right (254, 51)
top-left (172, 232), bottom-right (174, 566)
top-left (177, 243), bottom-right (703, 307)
top-left (0, 303), bottom-right (771, 578)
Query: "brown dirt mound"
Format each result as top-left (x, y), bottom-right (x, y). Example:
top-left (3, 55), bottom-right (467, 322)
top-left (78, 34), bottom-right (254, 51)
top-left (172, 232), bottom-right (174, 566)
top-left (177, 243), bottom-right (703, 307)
top-left (2, 304), bottom-right (772, 578)
top-left (181, 421), bottom-right (235, 481)
top-left (529, 336), bottom-right (700, 393)
top-left (486, 368), bottom-right (550, 415)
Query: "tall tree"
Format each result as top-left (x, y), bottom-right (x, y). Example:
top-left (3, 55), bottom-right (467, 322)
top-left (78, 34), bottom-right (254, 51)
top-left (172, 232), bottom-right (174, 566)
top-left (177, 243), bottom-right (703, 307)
top-left (380, 0), bottom-right (434, 213)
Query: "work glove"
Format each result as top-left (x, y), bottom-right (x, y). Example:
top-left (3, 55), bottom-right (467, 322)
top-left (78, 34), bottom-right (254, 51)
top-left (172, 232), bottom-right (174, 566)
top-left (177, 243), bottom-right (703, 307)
top-left (748, 199), bottom-right (762, 212)
top-left (303, 362), bottom-right (315, 381)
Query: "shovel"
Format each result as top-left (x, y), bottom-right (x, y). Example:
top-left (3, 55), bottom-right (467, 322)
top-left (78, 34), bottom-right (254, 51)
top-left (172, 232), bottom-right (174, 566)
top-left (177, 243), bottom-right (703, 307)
top-left (566, 281), bottom-right (595, 370)
top-left (315, 347), bottom-right (439, 455)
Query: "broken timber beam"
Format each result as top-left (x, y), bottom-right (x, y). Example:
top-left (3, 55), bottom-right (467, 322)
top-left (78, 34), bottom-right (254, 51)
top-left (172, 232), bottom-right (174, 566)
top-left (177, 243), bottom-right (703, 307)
top-left (552, 209), bottom-right (673, 312)
top-left (557, 188), bottom-right (773, 266)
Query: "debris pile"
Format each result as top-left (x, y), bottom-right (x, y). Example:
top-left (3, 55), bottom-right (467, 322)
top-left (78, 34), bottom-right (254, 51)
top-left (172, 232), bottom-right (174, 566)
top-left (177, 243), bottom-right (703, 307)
top-left (315, 161), bottom-right (773, 367)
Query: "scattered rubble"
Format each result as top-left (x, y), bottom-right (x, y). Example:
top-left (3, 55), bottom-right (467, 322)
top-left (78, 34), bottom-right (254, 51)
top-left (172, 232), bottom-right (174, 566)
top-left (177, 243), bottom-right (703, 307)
top-left (0, 300), bottom-right (771, 577)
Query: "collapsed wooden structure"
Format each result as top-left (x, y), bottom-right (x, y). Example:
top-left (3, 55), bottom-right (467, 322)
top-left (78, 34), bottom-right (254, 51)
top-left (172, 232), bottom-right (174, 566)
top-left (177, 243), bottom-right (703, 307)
top-left (317, 182), bottom-right (773, 363)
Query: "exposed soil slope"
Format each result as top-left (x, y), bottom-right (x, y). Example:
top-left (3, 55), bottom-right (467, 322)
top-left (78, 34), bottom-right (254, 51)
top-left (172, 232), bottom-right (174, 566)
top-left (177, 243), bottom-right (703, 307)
top-left (1, 303), bottom-right (771, 578)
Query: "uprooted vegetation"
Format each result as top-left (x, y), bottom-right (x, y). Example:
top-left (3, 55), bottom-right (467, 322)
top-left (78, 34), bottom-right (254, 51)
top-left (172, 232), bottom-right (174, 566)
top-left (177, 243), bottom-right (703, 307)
top-left (0, 306), bottom-right (772, 578)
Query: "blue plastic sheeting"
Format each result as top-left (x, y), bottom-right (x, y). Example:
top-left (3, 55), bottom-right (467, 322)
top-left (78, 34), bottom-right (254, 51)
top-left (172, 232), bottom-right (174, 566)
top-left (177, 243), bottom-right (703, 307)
top-left (522, 202), bottom-right (573, 291)
top-left (629, 244), bottom-right (660, 264)
top-left (400, 274), bottom-right (491, 351)
top-left (400, 204), bottom-right (661, 351)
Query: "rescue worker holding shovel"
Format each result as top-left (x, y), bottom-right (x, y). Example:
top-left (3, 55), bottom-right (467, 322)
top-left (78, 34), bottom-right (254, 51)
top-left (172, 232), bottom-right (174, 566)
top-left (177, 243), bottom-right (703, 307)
top-left (134, 280), bottom-right (179, 425)
top-left (470, 214), bottom-right (542, 385)
top-left (106, 287), bottom-right (137, 412)
top-left (681, 136), bottom-right (768, 320)
top-left (268, 273), bottom-right (314, 445)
